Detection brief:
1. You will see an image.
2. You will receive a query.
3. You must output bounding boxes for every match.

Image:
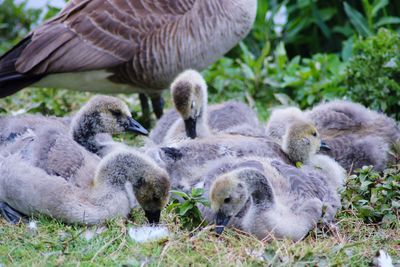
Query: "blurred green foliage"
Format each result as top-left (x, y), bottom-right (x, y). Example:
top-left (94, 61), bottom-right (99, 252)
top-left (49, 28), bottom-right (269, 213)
top-left (0, 0), bottom-right (40, 52)
top-left (342, 165), bottom-right (400, 227)
top-left (204, 41), bottom-right (347, 119)
top-left (249, 0), bottom-right (400, 58)
top-left (0, 0), bottom-right (63, 54)
top-left (345, 28), bottom-right (400, 120)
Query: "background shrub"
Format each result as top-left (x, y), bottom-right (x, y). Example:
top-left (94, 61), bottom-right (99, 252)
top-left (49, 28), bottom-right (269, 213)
top-left (345, 29), bottom-right (400, 120)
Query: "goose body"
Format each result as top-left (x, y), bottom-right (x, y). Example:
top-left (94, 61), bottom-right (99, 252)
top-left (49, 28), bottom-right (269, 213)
top-left (0, 144), bottom-right (170, 224)
top-left (204, 156), bottom-right (340, 240)
top-left (154, 134), bottom-right (289, 192)
top-left (0, 0), bottom-right (257, 118)
top-left (1, 127), bottom-right (101, 189)
top-left (306, 100), bottom-right (400, 171)
top-left (0, 115), bottom-right (70, 145)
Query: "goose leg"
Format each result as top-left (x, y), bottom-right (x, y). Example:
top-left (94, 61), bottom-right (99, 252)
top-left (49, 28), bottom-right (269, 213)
top-left (0, 202), bottom-right (26, 224)
top-left (151, 95), bottom-right (164, 119)
top-left (139, 93), bottom-right (151, 128)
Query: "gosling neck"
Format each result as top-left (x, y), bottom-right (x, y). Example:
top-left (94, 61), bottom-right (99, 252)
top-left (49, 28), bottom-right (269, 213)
top-left (70, 110), bottom-right (104, 155)
top-left (196, 96), bottom-right (211, 137)
top-left (95, 153), bottom-right (146, 190)
top-left (283, 140), bottom-right (311, 164)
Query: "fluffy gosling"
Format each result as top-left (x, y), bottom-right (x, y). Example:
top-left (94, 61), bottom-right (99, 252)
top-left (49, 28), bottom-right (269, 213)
top-left (208, 162), bottom-right (325, 241)
top-left (0, 149), bottom-right (170, 224)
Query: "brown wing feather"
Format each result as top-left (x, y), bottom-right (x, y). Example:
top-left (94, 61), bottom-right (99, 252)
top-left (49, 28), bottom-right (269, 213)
top-left (14, 0), bottom-right (195, 75)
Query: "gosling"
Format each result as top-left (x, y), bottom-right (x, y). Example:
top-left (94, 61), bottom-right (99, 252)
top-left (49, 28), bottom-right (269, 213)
top-left (150, 70), bottom-right (263, 144)
top-left (0, 148), bottom-right (170, 225)
top-left (207, 159), bottom-right (330, 241)
top-left (0, 95), bottom-right (148, 156)
top-left (306, 100), bottom-right (400, 171)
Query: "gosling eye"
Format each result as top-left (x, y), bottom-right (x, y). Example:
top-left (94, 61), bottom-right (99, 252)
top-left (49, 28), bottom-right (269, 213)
top-left (224, 197), bottom-right (231, 204)
top-left (312, 132), bottom-right (317, 137)
top-left (110, 110), bottom-right (122, 117)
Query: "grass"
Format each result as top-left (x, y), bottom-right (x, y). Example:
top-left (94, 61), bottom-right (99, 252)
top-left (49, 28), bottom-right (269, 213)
top-left (0, 89), bottom-right (399, 266)
top-left (0, 210), bottom-right (398, 266)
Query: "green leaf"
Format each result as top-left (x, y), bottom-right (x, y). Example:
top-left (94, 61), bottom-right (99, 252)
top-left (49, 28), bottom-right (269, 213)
top-left (191, 188), bottom-right (204, 198)
top-left (375, 16), bottom-right (400, 28)
top-left (170, 190), bottom-right (189, 199)
top-left (179, 202), bottom-right (194, 216)
top-left (343, 2), bottom-right (373, 37)
top-left (341, 38), bottom-right (354, 61)
top-left (295, 162), bottom-right (303, 168)
top-left (371, 0), bottom-right (389, 17)
top-left (311, 1), bottom-right (331, 39)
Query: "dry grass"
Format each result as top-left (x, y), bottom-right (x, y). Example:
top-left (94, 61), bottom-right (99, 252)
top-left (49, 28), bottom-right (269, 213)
top-left (0, 210), bottom-right (398, 266)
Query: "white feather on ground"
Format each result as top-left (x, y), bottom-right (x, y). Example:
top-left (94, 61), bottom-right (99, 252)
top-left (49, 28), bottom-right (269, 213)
top-left (27, 220), bottom-right (38, 235)
top-left (128, 226), bottom-right (169, 243)
top-left (373, 250), bottom-right (394, 267)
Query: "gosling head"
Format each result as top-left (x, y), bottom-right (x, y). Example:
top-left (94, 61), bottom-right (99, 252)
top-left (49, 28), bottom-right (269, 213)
top-left (74, 95), bottom-right (148, 136)
top-left (282, 121), bottom-right (330, 164)
top-left (210, 170), bottom-right (249, 234)
top-left (171, 70), bottom-right (208, 139)
top-left (210, 168), bottom-right (271, 235)
top-left (96, 150), bottom-right (170, 224)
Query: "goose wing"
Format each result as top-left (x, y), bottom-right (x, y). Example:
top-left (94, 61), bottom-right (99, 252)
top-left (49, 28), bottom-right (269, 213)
top-left (6, 0), bottom-right (195, 75)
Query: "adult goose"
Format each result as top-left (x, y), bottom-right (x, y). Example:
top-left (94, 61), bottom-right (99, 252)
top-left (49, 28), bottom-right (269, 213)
top-left (0, 0), bottom-right (258, 120)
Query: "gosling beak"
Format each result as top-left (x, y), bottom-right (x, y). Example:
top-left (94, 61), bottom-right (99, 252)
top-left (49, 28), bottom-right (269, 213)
top-left (126, 117), bottom-right (149, 136)
top-left (184, 117), bottom-right (197, 139)
top-left (215, 211), bottom-right (231, 235)
top-left (144, 209), bottom-right (161, 224)
top-left (320, 141), bottom-right (331, 151)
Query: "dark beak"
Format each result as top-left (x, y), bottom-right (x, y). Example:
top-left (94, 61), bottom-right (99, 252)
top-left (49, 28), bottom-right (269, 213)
top-left (320, 141), bottom-right (331, 151)
top-left (144, 209), bottom-right (161, 224)
top-left (126, 117), bottom-right (149, 136)
top-left (215, 211), bottom-right (231, 235)
top-left (184, 117), bottom-right (197, 139)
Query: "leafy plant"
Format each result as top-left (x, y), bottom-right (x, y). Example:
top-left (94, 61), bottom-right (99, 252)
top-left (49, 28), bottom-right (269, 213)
top-left (343, 1), bottom-right (400, 38)
top-left (345, 28), bottom-right (400, 120)
top-left (0, 0), bottom-right (41, 53)
top-left (342, 165), bottom-right (400, 227)
top-left (243, 0), bottom-right (400, 59)
top-left (204, 41), bottom-right (347, 119)
top-left (166, 188), bottom-right (210, 230)
top-left (0, 0), bottom-right (64, 54)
